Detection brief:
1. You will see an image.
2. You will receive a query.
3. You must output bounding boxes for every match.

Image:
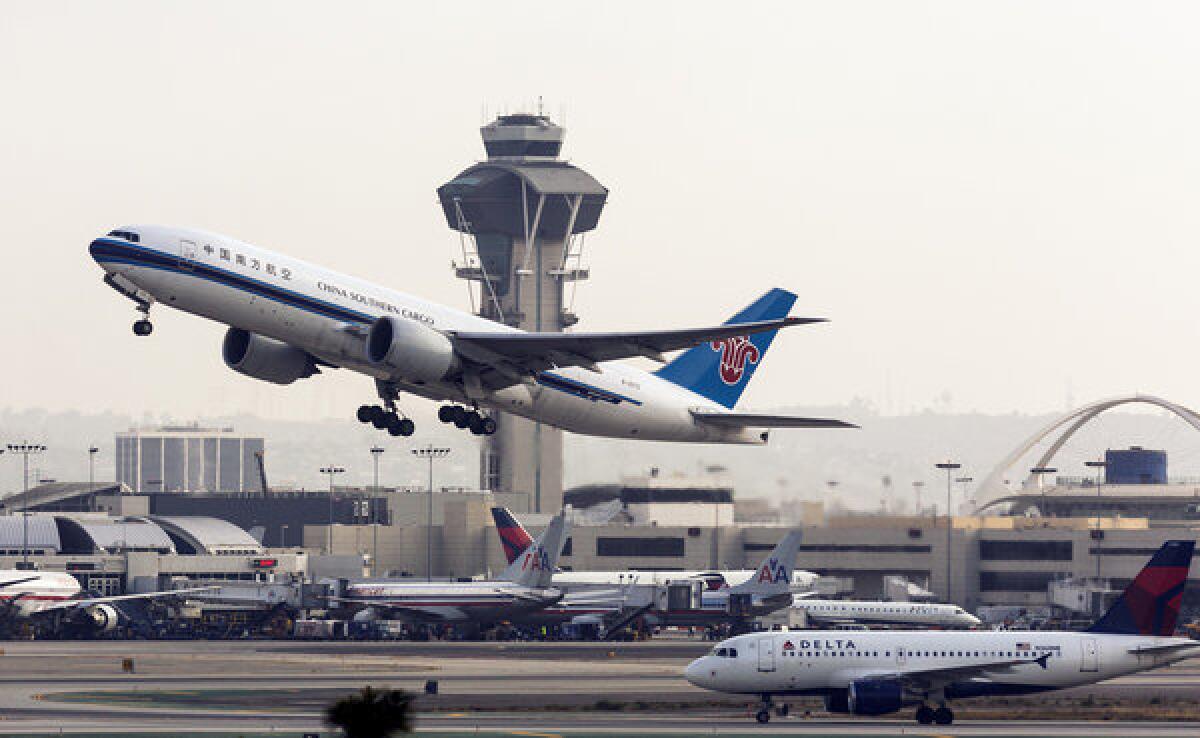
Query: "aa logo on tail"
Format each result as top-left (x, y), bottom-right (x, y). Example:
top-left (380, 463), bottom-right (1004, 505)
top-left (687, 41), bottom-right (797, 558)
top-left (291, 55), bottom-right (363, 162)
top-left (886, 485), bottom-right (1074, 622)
top-left (757, 557), bottom-right (790, 584)
top-left (711, 336), bottom-right (760, 385)
top-left (521, 546), bottom-right (551, 572)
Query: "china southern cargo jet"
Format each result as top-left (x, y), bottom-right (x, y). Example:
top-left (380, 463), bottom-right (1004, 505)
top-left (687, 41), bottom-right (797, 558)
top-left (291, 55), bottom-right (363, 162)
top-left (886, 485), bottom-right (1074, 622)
top-left (90, 226), bottom-right (853, 440)
top-left (686, 541), bottom-right (1199, 726)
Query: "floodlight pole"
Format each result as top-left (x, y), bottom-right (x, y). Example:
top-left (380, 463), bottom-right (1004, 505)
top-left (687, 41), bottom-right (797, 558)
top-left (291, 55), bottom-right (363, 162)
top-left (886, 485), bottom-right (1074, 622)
top-left (935, 462), bottom-right (962, 603)
top-left (412, 446), bottom-right (450, 582)
top-left (370, 446), bottom-right (384, 577)
top-left (8, 443), bottom-right (47, 569)
top-left (319, 466), bottom-right (345, 554)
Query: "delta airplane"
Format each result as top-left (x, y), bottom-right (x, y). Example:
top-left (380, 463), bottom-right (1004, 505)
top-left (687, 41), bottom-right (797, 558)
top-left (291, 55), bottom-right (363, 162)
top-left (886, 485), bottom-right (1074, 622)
top-left (685, 540), bottom-right (1199, 725)
top-left (334, 511), bottom-right (569, 625)
top-left (89, 226), bottom-right (854, 440)
top-left (792, 599), bottom-right (981, 629)
top-left (0, 569), bottom-right (214, 636)
top-left (491, 509), bottom-right (801, 628)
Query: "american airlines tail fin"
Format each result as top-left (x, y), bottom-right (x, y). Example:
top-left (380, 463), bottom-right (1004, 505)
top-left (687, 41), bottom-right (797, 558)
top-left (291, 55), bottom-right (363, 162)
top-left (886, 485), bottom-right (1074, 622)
top-left (654, 288), bottom-right (803, 409)
top-left (1087, 540), bottom-right (1195, 636)
top-left (492, 507), bottom-right (534, 565)
top-left (730, 530), bottom-right (802, 596)
top-left (497, 511), bottom-right (569, 589)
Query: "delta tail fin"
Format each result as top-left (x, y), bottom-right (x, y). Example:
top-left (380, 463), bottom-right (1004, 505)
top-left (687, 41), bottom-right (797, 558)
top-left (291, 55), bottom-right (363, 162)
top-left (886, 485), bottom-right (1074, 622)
top-left (730, 530), bottom-right (802, 596)
top-left (654, 288), bottom-right (802, 409)
top-left (1087, 540), bottom-right (1195, 636)
top-left (492, 506), bottom-right (534, 565)
top-left (497, 511), bottom-right (569, 589)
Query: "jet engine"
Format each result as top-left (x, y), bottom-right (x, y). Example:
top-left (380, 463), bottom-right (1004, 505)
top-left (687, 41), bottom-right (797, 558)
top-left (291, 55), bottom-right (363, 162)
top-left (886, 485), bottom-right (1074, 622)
top-left (84, 603), bottom-right (120, 633)
top-left (222, 328), bottom-right (318, 385)
top-left (823, 691), bottom-right (850, 713)
top-left (365, 316), bottom-right (459, 384)
top-left (847, 678), bottom-right (907, 716)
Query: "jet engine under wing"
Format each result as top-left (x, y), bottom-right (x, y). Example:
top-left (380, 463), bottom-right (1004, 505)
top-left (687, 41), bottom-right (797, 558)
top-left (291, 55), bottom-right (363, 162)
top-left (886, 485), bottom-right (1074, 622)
top-left (690, 410), bottom-right (858, 429)
top-left (450, 317), bottom-right (825, 377)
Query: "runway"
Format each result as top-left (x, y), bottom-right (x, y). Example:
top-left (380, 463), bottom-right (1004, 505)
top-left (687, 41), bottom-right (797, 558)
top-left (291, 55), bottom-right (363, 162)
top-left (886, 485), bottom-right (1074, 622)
top-left (0, 639), bottom-right (1195, 736)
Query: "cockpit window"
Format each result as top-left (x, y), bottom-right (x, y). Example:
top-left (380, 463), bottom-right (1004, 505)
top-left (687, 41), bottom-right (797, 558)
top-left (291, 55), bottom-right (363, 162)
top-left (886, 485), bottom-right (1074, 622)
top-left (715, 648), bottom-right (728, 657)
top-left (107, 230), bottom-right (140, 243)
top-left (728, 648), bottom-right (738, 658)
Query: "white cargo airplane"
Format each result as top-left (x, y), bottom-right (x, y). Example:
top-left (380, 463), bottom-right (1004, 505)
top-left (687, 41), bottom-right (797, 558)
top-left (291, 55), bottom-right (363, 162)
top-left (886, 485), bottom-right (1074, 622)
top-left (686, 540), bottom-right (1199, 725)
top-left (90, 227), bottom-right (853, 440)
top-left (0, 569), bottom-right (214, 636)
top-left (334, 511), bottom-right (570, 624)
top-left (791, 599), bottom-right (981, 629)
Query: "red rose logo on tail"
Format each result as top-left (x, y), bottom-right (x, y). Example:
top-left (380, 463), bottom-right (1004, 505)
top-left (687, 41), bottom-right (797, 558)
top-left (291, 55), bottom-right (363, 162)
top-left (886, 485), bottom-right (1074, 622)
top-left (711, 336), bottom-right (760, 385)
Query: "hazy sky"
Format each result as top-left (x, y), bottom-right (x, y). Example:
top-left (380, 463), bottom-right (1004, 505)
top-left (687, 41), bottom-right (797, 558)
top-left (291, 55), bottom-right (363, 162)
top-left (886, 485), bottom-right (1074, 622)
top-left (4, 1), bottom-right (1200, 424)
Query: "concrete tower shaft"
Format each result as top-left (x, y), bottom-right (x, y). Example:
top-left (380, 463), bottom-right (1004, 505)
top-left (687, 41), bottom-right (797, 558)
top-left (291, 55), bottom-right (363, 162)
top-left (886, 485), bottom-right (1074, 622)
top-left (436, 113), bottom-right (609, 513)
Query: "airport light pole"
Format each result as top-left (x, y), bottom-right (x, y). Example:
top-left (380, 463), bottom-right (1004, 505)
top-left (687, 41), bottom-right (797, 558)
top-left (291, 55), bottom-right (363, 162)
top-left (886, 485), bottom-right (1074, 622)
top-left (8, 442), bottom-right (47, 570)
top-left (412, 446), bottom-right (450, 582)
top-left (370, 446), bottom-right (384, 577)
top-left (320, 465), bottom-right (345, 555)
top-left (1085, 459), bottom-right (1107, 580)
top-left (935, 462), bottom-right (961, 603)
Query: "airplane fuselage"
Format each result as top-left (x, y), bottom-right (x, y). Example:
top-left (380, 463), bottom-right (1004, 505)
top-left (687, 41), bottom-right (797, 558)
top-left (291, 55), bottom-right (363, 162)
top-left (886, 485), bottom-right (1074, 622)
top-left (0, 570), bottom-right (81, 618)
top-left (344, 581), bottom-right (562, 623)
top-left (90, 226), bottom-right (764, 443)
top-left (793, 599), bottom-right (981, 628)
top-left (686, 629), bottom-right (1200, 699)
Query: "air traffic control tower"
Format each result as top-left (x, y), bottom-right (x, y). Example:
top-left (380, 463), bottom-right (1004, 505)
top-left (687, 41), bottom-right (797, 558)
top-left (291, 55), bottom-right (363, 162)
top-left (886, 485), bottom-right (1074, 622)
top-left (437, 113), bottom-right (609, 514)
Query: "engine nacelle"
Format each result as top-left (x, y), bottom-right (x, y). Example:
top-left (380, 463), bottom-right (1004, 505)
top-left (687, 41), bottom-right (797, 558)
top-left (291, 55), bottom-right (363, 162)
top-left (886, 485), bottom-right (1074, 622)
top-left (847, 678), bottom-right (906, 716)
top-left (222, 328), bottom-right (318, 385)
top-left (823, 691), bottom-right (850, 713)
top-left (365, 316), bottom-right (459, 384)
top-left (85, 603), bottom-right (120, 632)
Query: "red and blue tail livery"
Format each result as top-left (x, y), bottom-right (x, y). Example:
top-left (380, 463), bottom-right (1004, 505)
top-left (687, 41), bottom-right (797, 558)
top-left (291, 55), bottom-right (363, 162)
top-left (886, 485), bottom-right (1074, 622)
top-left (492, 507), bottom-right (533, 565)
top-left (1087, 539), bottom-right (1195, 636)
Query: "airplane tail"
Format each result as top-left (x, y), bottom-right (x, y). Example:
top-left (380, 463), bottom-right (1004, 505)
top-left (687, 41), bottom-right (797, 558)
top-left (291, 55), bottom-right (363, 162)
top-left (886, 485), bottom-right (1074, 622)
top-left (654, 288), bottom-right (798, 409)
top-left (730, 530), bottom-right (802, 596)
top-left (497, 511), bottom-right (569, 589)
top-left (1087, 540), bottom-right (1195, 636)
top-left (492, 506), bottom-right (534, 565)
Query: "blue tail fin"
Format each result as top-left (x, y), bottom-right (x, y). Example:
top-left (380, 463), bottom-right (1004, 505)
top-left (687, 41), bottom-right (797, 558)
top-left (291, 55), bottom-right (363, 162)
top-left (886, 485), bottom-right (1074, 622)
top-left (1087, 540), bottom-right (1194, 636)
top-left (654, 288), bottom-right (797, 409)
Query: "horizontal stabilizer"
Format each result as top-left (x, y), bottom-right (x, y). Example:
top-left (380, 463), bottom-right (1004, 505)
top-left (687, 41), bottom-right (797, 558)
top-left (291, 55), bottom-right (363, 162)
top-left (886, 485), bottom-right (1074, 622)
top-left (691, 410), bottom-right (858, 429)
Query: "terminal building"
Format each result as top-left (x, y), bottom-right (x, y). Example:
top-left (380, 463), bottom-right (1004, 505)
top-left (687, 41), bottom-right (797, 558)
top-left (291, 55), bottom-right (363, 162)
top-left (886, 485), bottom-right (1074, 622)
top-left (115, 424), bottom-right (265, 494)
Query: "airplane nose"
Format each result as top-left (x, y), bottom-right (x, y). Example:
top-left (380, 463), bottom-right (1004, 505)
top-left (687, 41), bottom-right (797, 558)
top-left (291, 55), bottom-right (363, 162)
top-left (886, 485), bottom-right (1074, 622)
top-left (684, 658), bottom-right (711, 688)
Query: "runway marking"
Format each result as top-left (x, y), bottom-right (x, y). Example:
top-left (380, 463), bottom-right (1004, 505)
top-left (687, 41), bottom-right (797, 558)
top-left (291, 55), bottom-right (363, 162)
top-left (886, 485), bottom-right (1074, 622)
top-left (508, 731), bottom-right (563, 738)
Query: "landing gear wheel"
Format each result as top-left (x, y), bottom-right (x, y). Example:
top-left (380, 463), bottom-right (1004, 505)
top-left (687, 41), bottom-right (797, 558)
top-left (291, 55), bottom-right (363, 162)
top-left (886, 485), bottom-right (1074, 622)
top-left (356, 405), bottom-right (374, 423)
top-left (453, 409), bottom-right (471, 429)
top-left (372, 410), bottom-right (392, 430)
top-left (397, 418), bottom-right (415, 437)
top-left (755, 709), bottom-right (771, 724)
top-left (438, 405), bottom-right (456, 423)
top-left (386, 415), bottom-right (406, 437)
top-left (480, 416), bottom-right (497, 435)
top-left (776, 703), bottom-right (789, 717)
top-left (915, 705), bottom-right (935, 725)
top-left (933, 706), bottom-right (953, 725)
top-left (132, 319), bottom-right (153, 336)
top-left (467, 413), bottom-right (486, 435)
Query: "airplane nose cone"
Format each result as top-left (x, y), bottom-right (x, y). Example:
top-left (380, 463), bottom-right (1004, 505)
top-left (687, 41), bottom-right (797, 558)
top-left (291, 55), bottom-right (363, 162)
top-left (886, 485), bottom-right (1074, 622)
top-left (684, 658), bottom-right (711, 688)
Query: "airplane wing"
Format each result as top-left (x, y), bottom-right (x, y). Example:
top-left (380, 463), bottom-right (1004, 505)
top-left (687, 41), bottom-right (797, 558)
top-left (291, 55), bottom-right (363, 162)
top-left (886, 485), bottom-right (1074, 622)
top-left (328, 597), bottom-right (449, 622)
top-left (1127, 642), bottom-right (1200, 656)
top-left (690, 410), bottom-right (858, 429)
top-left (36, 586), bottom-right (219, 612)
top-left (450, 317), bottom-right (824, 378)
top-left (866, 652), bottom-right (1051, 692)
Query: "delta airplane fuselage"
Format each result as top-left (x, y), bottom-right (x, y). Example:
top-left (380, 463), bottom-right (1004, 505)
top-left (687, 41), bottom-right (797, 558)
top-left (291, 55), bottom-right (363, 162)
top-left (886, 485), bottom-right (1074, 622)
top-left (686, 629), bottom-right (1200, 700)
top-left (89, 226), bottom-right (810, 443)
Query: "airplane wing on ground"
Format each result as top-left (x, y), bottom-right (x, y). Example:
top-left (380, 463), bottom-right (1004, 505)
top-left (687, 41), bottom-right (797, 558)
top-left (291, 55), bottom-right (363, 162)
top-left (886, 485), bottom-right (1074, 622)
top-left (450, 317), bottom-right (824, 377)
top-left (329, 598), bottom-right (448, 622)
top-left (1127, 642), bottom-right (1200, 656)
top-left (690, 410), bottom-right (858, 429)
top-left (865, 653), bottom-right (1050, 692)
top-left (36, 586), bottom-right (219, 612)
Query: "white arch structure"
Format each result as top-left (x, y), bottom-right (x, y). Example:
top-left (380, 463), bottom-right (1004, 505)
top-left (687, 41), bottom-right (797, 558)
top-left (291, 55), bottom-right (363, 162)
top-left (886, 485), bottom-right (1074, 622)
top-left (975, 394), bottom-right (1200, 510)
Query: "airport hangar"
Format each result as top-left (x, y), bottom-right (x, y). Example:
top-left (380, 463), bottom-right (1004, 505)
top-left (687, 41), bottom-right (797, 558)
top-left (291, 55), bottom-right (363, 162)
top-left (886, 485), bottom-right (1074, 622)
top-left (6, 394), bottom-right (1200, 628)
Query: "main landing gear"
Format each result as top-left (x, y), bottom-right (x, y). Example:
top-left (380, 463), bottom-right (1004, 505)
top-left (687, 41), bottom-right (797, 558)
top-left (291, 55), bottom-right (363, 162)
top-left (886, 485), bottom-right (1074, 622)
top-left (754, 694), bottom-right (787, 723)
top-left (915, 704), bottom-right (953, 725)
top-left (358, 380), bottom-right (414, 437)
top-left (438, 405), bottom-right (496, 436)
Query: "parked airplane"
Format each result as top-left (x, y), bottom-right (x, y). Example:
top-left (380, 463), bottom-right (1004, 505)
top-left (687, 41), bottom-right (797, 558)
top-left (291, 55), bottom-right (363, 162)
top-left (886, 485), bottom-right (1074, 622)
top-left (685, 540), bottom-right (1199, 725)
top-left (792, 599), bottom-right (981, 629)
top-left (0, 569), bottom-right (214, 636)
top-left (90, 227), bottom-right (854, 441)
top-left (490, 508), bottom-right (801, 628)
top-left (335, 511), bottom-right (569, 625)
top-left (492, 507), bottom-right (820, 592)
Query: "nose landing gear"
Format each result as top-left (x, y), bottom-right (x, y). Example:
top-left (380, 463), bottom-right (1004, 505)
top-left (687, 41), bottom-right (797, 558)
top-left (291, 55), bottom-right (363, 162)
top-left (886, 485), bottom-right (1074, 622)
top-left (132, 319), bottom-right (153, 336)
